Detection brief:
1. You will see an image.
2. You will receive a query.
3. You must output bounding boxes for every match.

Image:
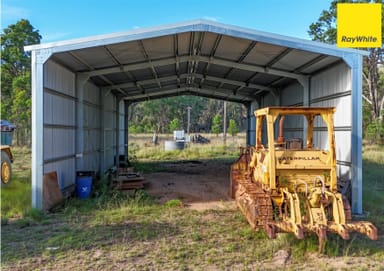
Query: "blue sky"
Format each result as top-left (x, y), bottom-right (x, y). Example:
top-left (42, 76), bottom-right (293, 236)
top-left (1, 0), bottom-right (333, 43)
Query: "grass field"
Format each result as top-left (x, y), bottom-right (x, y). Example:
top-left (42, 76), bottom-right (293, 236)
top-left (1, 147), bottom-right (31, 220)
top-left (1, 138), bottom-right (383, 270)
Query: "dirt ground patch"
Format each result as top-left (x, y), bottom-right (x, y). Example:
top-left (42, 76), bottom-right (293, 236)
top-left (144, 159), bottom-right (237, 211)
top-left (2, 158), bottom-right (383, 270)
top-left (142, 159), bottom-right (384, 270)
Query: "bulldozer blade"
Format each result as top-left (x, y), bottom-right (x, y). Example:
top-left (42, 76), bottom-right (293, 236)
top-left (263, 223), bottom-right (277, 239)
top-left (345, 221), bottom-right (378, 240)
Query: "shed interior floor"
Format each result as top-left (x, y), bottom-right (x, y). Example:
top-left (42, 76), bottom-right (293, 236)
top-left (144, 159), bottom-right (236, 211)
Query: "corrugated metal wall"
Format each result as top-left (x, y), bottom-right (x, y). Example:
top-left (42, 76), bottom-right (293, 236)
top-left (43, 60), bottom-right (121, 189)
top-left (83, 82), bottom-right (101, 171)
top-left (102, 93), bottom-right (117, 170)
top-left (280, 82), bottom-right (305, 140)
top-left (259, 62), bottom-right (352, 181)
top-left (310, 62), bottom-right (352, 180)
top-left (43, 60), bottom-right (76, 188)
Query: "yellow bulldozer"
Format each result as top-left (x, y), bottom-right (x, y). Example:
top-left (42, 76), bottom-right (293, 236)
top-left (230, 107), bottom-right (377, 252)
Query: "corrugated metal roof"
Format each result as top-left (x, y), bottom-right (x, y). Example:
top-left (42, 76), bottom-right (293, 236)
top-left (25, 19), bottom-right (368, 104)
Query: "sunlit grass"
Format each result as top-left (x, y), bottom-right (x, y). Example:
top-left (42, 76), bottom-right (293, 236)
top-left (362, 143), bottom-right (384, 226)
top-left (1, 140), bottom-right (383, 270)
top-left (1, 146), bottom-right (32, 220)
top-left (130, 132), bottom-right (246, 161)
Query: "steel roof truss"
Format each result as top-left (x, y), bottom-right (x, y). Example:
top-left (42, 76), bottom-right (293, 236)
top-left (84, 55), bottom-right (305, 82)
top-left (123, 86), bottom-right (252, 102)
top-left (102, 72), bottom-right (276, 93)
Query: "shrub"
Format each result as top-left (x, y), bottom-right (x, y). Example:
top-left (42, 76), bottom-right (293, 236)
top-left (211, 114), bottom-right (222, 136)
top-left (228, 119), bottom-right (239, 136)
top-left (169, 118), bottom-right (181, 132)
top-left (365, 119), bottom-right (384, 144)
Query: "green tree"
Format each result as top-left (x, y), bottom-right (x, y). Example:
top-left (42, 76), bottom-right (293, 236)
top-left (228, 119), bottom-right (239, 137)
top-left (11, 74), bottom-right (32, 145)
top-left (1, 19), bottom-right (41, 145)
top-left (127, 95), bottom-right (246, 134)
top-left (169, 118), bottom-right (181, 132)
top-left (308, 0), bottom-right (384, 126)
top-left (211, 114), bottom-right (222, 136)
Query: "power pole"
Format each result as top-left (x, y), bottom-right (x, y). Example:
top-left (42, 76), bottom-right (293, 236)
top-left (187, 106), bottom-right (192, 135)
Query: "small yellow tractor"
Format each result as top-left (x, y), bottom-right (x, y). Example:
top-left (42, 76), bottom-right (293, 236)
top-left (230, 107), bottom-right (377, 252)
top-left (1, 120), bottom-right (15, 186)
top-left (1, 146), bottom-right (13, 186)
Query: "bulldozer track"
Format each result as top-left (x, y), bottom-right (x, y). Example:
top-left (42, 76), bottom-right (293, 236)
top-left (235, 176), bottom-right (274, 228)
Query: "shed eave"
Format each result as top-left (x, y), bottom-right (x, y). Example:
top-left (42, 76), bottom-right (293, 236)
top-left (24, 19), bottom-right (368, 58)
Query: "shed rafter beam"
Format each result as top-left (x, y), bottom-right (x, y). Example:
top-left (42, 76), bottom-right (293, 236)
top-left (103, 46), bottom-right (134, 84)
top-left (123, 86), bottom-right (252, 102)
top-left (69, 51), bottom-right (93, 70)
top-left (201, 34), bottom-right (222, 80)
top-left (210, 34), bottom-right (222, 57)
top-left (101, 73), bottom-right (276, 92)
top-left (124, 89), bottom-right (248, 104)
top-left (265, 48), bottom-right (293, 68)
top-left (83, 56), bottom-right (184, 77)
top-left (186, 32), bottom-right (195, 86)
top-left (293, 54), bottom-right (328, 73)
top-left (201, 56), bottom-right (306, 80)
top-left (139, 40), bottom-right (162, 89)
top-left (83, 55), bottom-right (305, 81)
top-left (174, 34), bottom-right (181, 88)
top-left (223, 41), bottom-right (258, 79)
top-left (191, 32), bottom-right (204, 85)
top-left (205, 75), bottom-right (275, 91)
top-left (233, 85), bottom-right (245, 95)
top-left (268, 77), bottom-right (287, 87)
top-left (101, 75), bottom-right (181, 90)
top-left (187, 90), bottom-right (248, 104)
top-left (100, 75), bottom-right (127, 95)
top-left (245, 72), bottom-right (259, 84)
top-left (69, 51), bottom-right (128, 94)
top-left (238, 41), bottom-right (258, 63)
top-left (103, 46), bottom-right (121, 66)
top-left (189, 87), bottom-right (251, 102)
top-left (250, 89), bottom-right (267, 99)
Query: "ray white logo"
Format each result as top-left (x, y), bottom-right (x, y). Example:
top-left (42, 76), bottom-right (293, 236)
top-left (337, 3), bottom-right (382, 48)
top-left (341, 35), bottom-right (378, 44)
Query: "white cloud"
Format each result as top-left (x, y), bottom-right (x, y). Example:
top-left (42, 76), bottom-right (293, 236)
top-left (202, 16), bottom-right (221, 22)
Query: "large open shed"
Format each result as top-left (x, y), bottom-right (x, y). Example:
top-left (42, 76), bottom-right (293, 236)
top-left (25, 20), bottom-right (367, 213)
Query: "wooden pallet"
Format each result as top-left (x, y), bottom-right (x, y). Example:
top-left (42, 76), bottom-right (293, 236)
top-left (112, 168), bottom-right (146, 190)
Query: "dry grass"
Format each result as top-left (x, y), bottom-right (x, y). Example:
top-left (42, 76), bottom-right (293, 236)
top-left (1, 140), bottom-right (384, 270)
top-left (129, 133), bottom-right (246, 161)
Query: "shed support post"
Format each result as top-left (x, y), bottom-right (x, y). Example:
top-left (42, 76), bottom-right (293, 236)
top-left (31, 49), bottom-right (51, 209)
top-left (344, 54), bottom-right (363, 214)
top-left (115, 98), bottom-right (124, 167)
top-left (247, 100), bottom-right (259, 146)
top-left (298, 76), bottom-right (310, 145)
top-left (124, 101), bottom-right (129, 158)
top-left (99, 90), bottom-right (105, 174)
top-left (76, 75), bottom-right (89, 171)
top-left (115, 98), bottom-right (119, 167)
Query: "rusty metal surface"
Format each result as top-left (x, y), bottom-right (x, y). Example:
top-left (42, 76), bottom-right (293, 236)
top-left (231, 107), bottom-right (378, 253)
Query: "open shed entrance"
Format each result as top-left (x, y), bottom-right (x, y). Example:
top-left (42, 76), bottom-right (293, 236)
top-left (125, 94), bottom-right (247, 208)
top-left (26, 20), bottom-right (366, 213)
